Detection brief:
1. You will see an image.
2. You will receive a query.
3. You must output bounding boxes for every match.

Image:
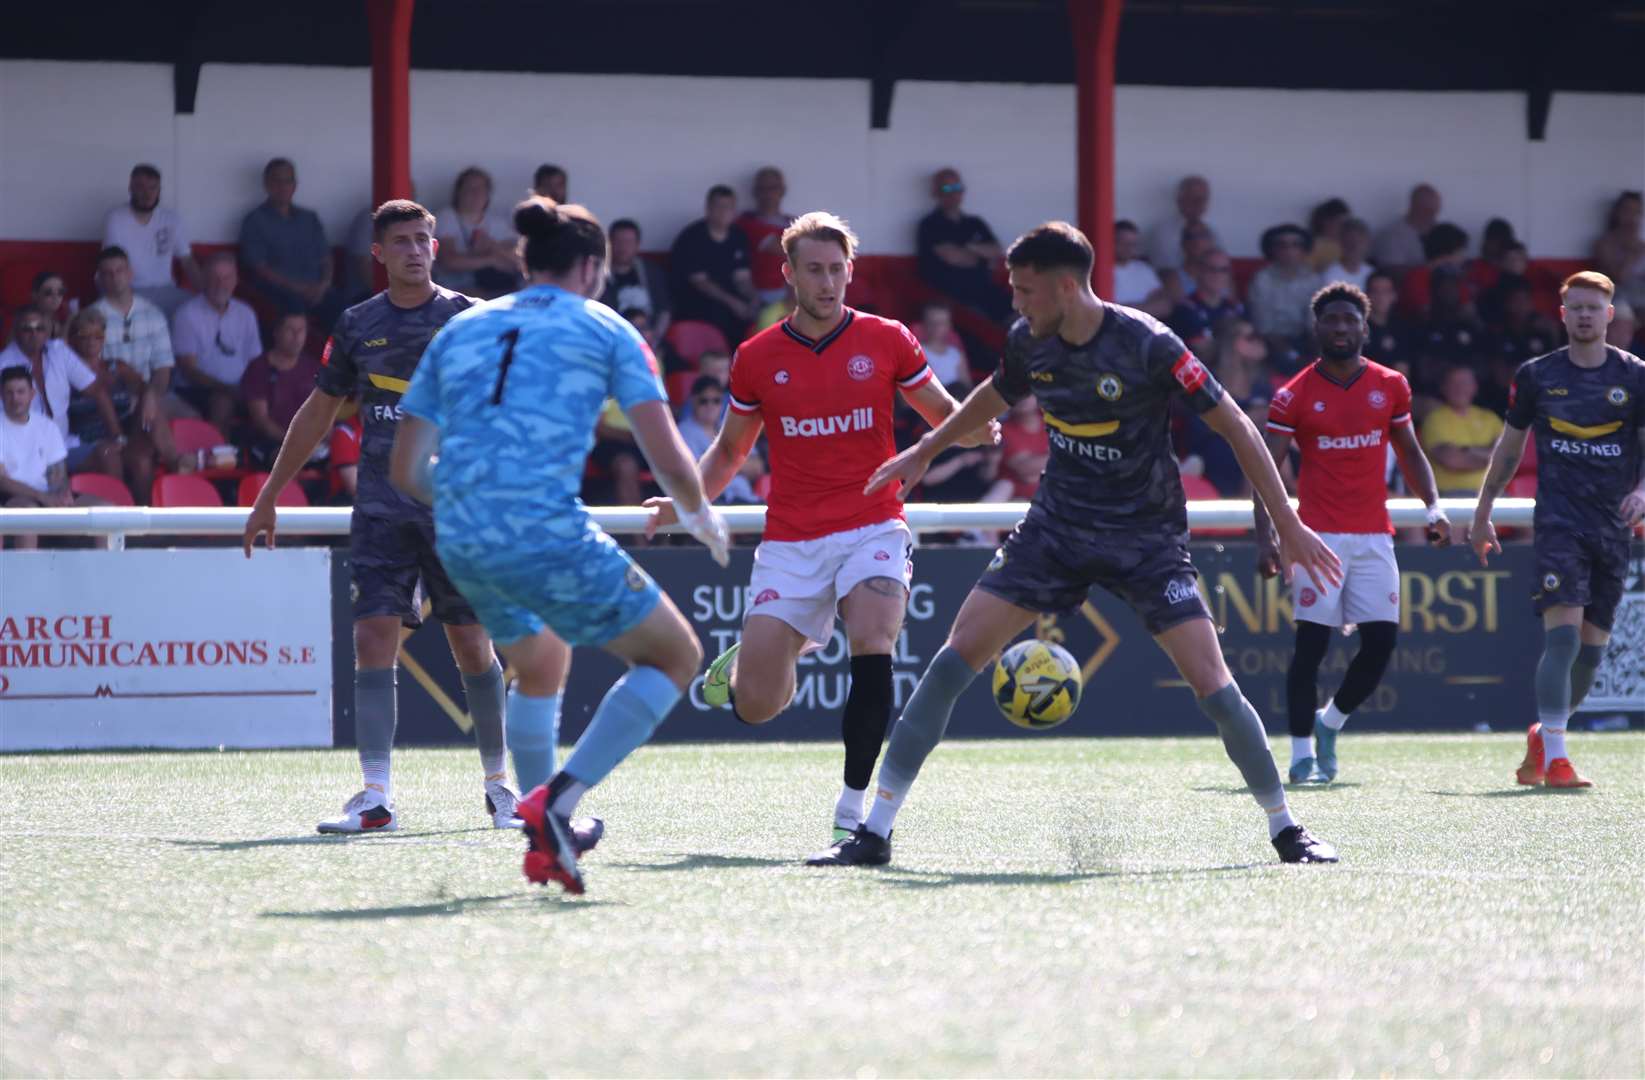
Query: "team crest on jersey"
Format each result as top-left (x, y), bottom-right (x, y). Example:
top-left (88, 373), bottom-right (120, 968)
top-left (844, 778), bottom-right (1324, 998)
top-left (1096, 374), bottom-right (1124, 401)
top-left (1368, 390), bottom-right (1388, 409)
top-left (1608, 386), bottom-right (1629, 406)
top-left (775, 370), bottom-right (790, 385)
top-left (1298, 587), bottom-right (1318, 607)
top-left (847, 355), bottom-right (875, 381)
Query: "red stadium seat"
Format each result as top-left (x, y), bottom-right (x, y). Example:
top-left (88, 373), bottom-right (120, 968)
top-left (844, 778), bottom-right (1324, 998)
top-left (1181, 474), bottom-right (1246, 536)
top-left (170, 417), bottom-right (228, 457)
top-left (237, 473), bottom-right (308, 507)
top-left (151, 473), bottom-right (223, 507)
top-left (69, 472), bottom-right (135, 506)
top-left (665, 320), bottom-right (729, 366)
top-left (666, 370), bottom-right (698, 409)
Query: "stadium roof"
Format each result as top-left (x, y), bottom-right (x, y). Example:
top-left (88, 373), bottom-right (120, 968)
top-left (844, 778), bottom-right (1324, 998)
top-left (11, 1), bottom-right (1645, 108)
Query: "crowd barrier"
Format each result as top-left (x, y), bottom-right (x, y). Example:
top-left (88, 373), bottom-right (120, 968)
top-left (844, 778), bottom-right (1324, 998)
top-left (5, 500), bottom-right (1640, 751)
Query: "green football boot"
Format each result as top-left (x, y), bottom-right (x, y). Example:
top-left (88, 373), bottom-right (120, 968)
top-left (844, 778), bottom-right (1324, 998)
top-left (702, 641), bottom-right (739, 708)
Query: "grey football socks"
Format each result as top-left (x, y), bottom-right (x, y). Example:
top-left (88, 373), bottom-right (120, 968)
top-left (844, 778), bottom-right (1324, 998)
top-left (863, 647), bottom-right (979, 838)
top-left (356, 667), bottom-right (398, 801)
top-left (461, 659), bottom-right (509, 781)
top-left (1535, 625), bottom-right (1581, 764)
top-left (1197, 683), bottom-right (1294, 838)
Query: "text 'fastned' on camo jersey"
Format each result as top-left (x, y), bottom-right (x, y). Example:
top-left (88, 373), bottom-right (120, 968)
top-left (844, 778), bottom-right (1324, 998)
top-left (729, 307), bottom-right (934, 541)
top-left (398, 284), bottom-right (665, 547)
top-left (991, 304), bottom-right (1223, 536)
top-left (1507, 345), bottom-right (1645, 536)
top-left (316, 285), bottom-right (476, 521)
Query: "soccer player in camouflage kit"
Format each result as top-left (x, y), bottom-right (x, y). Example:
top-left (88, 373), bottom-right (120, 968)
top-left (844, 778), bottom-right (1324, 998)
top-left (811, 222), bottom-right (1344, 868)
top-left (245, 200), bottom-right (564, 833)
top-left (1472, 271), bottom-right (1645, 789)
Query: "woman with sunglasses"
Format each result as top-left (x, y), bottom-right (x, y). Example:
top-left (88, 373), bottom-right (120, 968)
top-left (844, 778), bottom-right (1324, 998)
top-left (30, 272), bottom-right (72, 340)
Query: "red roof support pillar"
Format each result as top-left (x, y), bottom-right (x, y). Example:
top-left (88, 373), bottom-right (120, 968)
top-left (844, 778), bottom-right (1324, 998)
top-left (367, 0), bottom-right (415, 217)
top-left (1070, 0), bottom-right (1122, 299)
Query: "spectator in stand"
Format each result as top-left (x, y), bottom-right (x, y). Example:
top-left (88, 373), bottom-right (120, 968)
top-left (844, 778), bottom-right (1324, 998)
top-left (433, 167), bottom-right (520, 298)
top-left (1178, 220), bottom-right (1218, 271)
top-left (239, 158), bottom-right (340, 326)
top-left (916, 302), bottom-right (970, 389)
top-left (103, 163), bottom-right (201, 317)
top-left (1, 366), bottom-right (101, 545)
top-left (0, 305), bottom-right (123, 479)
top-left (1319, 218), bottom-right (1373, 290)
top-left (241, 311), bottom-right (322, 469)
top-left (91, 247), bottom-right (175, 433)
top-left (342, 203), bottom-right (378, 304)
top-left (532, 163), bottom-right (568, 203)
top-left (1606, 299), bottom-right (1639, 353)
top-left (1480, 282), bottom-right (1557, 413)
top-left (1111, 220), bottom-right (1170, 316)
top-left (620, 307), bottom-right (688, 376)
top-left (1145, 175), bottom-right (1221, 271)
top-left (601, 220), bottom-right (671, 338)
top-left (1364, 270), bottom-right (1416, 375)
top-left (170, 253), bottom-right (262, 432)
top-left (1371, 182), bottom-right (1442, 273)
top-left (1399, 223), bottom-right (1472, 316)
top-left (1477, 242), bottom-right (1531, 327)
top-left (63, 308), bottom-right (136, 486)
top-left (588, 399), bottom-right (648, 507)
top-left (64, 307), bottom-right (175, 502)
top-left (1593, 190), bottom-right (1645, 311)
top-left (1465, 217), bottom-right (1519, 298)
top-left (752, 289), bottom-right (795, 335)
top-left (1181, 317), bottom-right (1274, 495)
top-left (1168, 248), bottom-right (1245, 355)
top-left (671, 185), bottom-right (757, 347)
top-left (1307, 198), bottom-right (1352, 272)
top-left (1414, 270), bottom-right (1483, 402)
top-left (30, 273), bottom-right (72, 339)
top-left (916, 167), bottom-right (1012, 323)
top-left (696, 349), bottom-right (731, 389)
top-left (674, 374), bottom-right (760, 505)
top-left (1247, 224), bottom-right (1321, 366)
top-left (738, 166), bottom-right (795, 304)
top-left (985, 396), bottom-right (1049, 502)
top-left (1420, 364), bottom-right (1502, 496)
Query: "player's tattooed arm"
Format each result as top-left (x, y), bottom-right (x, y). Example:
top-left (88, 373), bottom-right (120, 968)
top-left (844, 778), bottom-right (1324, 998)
top-left (1469, 423), bottom-right (1528, 566)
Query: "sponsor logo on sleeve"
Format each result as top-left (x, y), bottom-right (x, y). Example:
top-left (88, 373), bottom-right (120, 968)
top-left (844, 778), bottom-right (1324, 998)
top-left (1170, 352), bottom-right (1208, 393)
top-left (321, 337), bottom-right (334, 366)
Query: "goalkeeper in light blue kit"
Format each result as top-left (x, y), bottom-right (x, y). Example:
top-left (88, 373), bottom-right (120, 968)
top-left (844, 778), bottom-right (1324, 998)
top-left (390, 197), bottom-right (729, 895)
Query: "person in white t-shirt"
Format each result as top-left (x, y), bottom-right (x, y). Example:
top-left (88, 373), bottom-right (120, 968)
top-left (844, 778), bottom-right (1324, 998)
top-left (103, 164), bottom-right (200, 317)
top-left (170, 253), bottom-right (263, 431)
top-left (0, 306), bottom-right (124, 478)
top-left (433, 167), bottom-right (520, 298)
top-left (915, 301), bottom-right (971, 389)
top-left (1320, 217), bottom-right (1374, 290)
top-left (1112, 220), bottom-right (1171, 316)
top-left (0, 366), bottom-right (104, 547)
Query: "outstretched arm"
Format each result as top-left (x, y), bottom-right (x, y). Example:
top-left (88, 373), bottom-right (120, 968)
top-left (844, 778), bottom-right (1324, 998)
top-left (864, 377), bottom-right (1009, 498)
top-left (901, 377), bottom-right (1000, 449)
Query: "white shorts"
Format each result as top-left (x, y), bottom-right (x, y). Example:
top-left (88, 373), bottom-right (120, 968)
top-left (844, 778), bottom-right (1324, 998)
top-left (1292, 532), bottom-right (1400, 627)
top-left (746, 519), bottom-right (914, 646)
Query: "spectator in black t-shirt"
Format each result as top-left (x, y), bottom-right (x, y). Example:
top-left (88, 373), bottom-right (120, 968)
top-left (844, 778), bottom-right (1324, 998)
top-left (1364, 270), bottom-right (1416, 376)
top-left (670, 185), bottom-right (757, 348)
top-left (601, 219), bottom-right (671, 339)
top-left (1479, 282), bottom-right (1558, 413)
top-left (915, 167), bottom-right (1012, 323)
top-left (1168, 248), bottom-right (1245, 355)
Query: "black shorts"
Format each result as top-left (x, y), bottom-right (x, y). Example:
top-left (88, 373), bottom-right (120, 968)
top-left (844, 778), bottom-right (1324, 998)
top-left (1532, 526), bottom-right (1628, 632)
top-left (349, 513), bottom-right (478, 629)
top-left (977, 517), bottom-right (1208, 634)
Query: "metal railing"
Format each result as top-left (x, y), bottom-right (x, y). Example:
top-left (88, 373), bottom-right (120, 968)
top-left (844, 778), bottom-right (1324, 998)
top-left (0, 497), bottom-right (1535, 549)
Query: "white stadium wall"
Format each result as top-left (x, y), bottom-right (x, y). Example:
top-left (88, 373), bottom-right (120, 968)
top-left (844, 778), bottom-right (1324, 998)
top-left (2, 59), bottom-right (1641, 257)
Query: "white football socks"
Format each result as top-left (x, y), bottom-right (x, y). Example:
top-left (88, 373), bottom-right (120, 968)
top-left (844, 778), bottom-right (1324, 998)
top-left (835, 785), bottom-right (867, 829)
top-left (1290, 736), bottom-right (1314, 765)
top-left (1541, 722), bottom-right (1568, 767)
top-left (1319, 701), bottom-right (1349, 731)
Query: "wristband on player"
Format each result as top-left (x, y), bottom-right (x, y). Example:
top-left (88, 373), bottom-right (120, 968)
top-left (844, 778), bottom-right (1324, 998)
top-left (1424, 504), bottom-right (1448, 526)
top-left (677, 500), bottom-right (731, 567)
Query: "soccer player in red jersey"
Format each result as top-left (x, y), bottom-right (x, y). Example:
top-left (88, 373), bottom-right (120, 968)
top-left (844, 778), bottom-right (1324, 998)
top-left (646, 211), bottom-right (997, 845)
top-left (1256, 283), bottom-right (1450, 783)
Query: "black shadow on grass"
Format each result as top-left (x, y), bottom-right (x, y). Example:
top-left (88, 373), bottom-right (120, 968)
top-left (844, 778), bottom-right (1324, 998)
top-left (167, 828), bottom-right (496, 852)
top-left (607, 853), bottom-right (793, 873)
top-left (1427, 787), bottom-right (1594, 799)
top-left (862, 862), bottom-right (1266, 890)
top-left (261, 893), bottom-right (618, 920)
